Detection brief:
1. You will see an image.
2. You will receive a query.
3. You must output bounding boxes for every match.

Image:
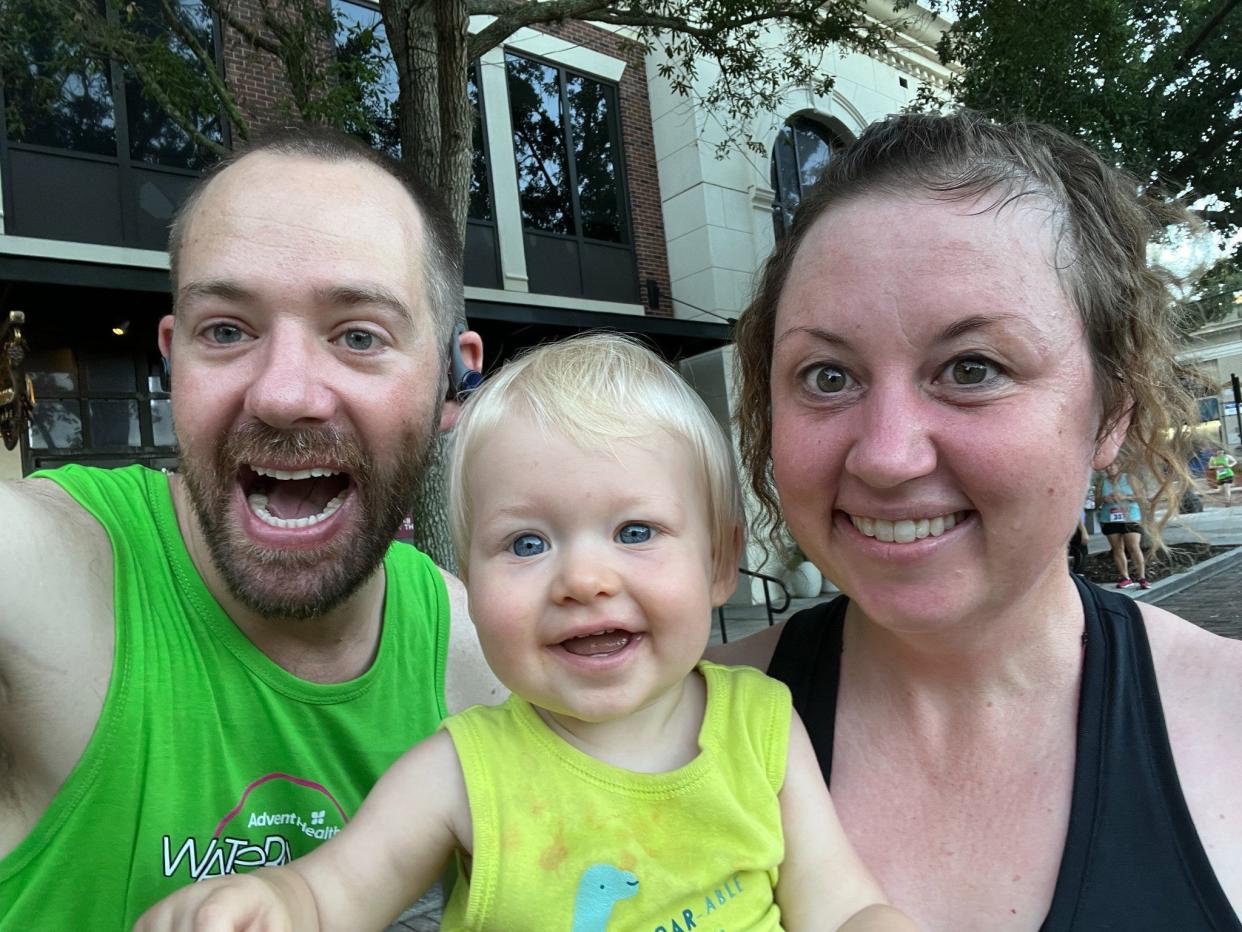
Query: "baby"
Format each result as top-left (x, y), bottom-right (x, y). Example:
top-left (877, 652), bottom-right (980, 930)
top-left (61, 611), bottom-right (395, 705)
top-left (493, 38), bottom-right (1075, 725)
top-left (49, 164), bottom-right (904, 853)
top-left (136, 333), bottom-right (913, 931)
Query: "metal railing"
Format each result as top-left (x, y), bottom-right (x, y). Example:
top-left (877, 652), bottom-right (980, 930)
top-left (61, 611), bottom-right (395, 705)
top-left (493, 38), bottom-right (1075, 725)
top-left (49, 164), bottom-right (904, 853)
top-left (715, 567), bottom-right (791, 644)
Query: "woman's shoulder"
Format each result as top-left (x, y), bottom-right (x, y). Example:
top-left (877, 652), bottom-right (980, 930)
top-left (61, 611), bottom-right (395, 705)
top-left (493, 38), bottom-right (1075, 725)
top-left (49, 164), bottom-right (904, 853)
top-left (1140, 602), bottom-right (1242, 908)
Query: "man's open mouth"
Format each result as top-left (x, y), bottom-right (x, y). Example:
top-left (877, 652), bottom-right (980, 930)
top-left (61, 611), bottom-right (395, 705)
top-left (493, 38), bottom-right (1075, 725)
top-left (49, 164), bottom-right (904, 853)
top-left (559, 628), bottom-right (637, 657)
top-left (240, 465), bottom-right (353, 529)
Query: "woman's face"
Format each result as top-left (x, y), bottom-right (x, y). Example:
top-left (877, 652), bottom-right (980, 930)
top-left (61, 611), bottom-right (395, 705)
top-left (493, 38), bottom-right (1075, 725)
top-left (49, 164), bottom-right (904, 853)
top-left (769, 193), bottom-right (1125, 630)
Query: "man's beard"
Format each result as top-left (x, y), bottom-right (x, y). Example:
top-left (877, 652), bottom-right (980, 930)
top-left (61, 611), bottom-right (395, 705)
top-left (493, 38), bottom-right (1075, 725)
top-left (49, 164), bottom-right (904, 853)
top-left (179, 419), bottom-right (437, 621)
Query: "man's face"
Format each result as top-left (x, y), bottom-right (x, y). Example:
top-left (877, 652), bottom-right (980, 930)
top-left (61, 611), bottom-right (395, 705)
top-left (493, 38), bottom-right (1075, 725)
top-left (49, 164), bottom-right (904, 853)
top-left (160, 152), bottom-right (451, 620)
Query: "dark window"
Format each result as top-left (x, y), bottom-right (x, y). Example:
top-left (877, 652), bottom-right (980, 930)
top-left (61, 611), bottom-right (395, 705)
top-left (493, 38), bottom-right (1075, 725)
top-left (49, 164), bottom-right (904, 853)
top-left (467, 64), bottom-right (493, 222)
top-left (506, 53), bottom-right (626, 243)
top-left (0, 0), bottom-right (225, 249)
top-left (504, 52), bottom-right (635, 302)
top-left (506, 54), bottom-right (574, 235)
top-left (771, 117), bottom-right (845, 239)
top-left (122, 0), bottom-right (224, 170)
top-left (2, 1), bottom-right (117, 156)
top-left (332, 0), bottom-right (400, 157)
top-left (24, 343), bottom-right (176, 467)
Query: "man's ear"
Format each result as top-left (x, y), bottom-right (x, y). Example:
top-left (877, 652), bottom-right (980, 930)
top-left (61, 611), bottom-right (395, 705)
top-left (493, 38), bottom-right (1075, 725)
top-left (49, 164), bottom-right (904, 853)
top-left (157, 314), bottom-right (175, 360)
top-left (439, 327), bottom-right (483, 432)
top-left (710, 524), bottom-right (745, 606)
top-left (1092, 404), bottom-right (1132, 470)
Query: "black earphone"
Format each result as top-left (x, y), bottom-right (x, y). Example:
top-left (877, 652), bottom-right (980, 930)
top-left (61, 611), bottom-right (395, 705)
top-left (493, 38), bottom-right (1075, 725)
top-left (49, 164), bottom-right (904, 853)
top-left (448, 322), bottom-right (483, 402)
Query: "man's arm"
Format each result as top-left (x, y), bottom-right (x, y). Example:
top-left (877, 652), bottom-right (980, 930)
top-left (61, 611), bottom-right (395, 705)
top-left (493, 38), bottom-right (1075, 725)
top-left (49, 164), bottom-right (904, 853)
top-left (135, 730), bottom-right (470, 931)
top-left (0, 478), bottom-right (115, 855)
top-left (438, 568), bottom-right (505, 714)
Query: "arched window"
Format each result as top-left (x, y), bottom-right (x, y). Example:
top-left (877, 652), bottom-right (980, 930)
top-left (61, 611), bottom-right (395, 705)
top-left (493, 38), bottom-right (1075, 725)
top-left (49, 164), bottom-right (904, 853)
top-left (771, 117), bottom-right (845, 239)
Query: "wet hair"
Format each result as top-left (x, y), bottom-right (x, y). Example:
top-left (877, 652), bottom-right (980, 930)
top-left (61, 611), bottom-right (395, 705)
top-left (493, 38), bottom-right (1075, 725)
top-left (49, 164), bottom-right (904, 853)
top-left (167, 126), bottom-right (462, 346)
top-left (735, 109), bottom-right (1199, 551)
top-left (448, 332), bottom-right (744, 580)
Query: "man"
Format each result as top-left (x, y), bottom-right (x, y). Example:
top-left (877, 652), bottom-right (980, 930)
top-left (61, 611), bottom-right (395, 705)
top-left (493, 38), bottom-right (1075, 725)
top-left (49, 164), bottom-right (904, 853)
top-left (0, 130), bottom-right (502, 926)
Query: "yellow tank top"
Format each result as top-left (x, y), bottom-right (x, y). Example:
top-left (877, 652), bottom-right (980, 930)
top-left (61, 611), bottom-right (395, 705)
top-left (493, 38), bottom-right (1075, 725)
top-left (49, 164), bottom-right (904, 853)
top-left (441, 661), bottom-right (789, 931)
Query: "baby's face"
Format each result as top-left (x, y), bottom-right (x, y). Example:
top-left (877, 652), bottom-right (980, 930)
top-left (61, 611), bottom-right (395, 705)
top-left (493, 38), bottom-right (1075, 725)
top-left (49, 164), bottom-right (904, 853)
top-left (464, 414), bottom-right (732, 726)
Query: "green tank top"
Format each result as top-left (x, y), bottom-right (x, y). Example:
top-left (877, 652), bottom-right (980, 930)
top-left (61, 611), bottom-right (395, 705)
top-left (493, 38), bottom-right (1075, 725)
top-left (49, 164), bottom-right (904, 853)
top-left (0, 464), bottom-right (450, 928)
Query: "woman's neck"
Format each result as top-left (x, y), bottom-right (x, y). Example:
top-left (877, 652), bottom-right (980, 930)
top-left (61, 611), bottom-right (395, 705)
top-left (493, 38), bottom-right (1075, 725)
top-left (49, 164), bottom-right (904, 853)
top-left (844, 567), bottom-right (1086, 707)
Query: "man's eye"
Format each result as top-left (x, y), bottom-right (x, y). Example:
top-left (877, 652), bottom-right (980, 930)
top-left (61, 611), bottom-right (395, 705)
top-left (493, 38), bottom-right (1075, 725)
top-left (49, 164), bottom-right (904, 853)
top-left (510, 534), bottom-right (547, 557)
top-left (616, 523), bottom-right (652, 545)
top-left (210, 324), bottom-right (244, 344)
top-left (341, 330), bottom-right (376, 351)
top-left (804, 365), bottom-right (849, 394)
top-left (947, 357), bottom-right (997, 385)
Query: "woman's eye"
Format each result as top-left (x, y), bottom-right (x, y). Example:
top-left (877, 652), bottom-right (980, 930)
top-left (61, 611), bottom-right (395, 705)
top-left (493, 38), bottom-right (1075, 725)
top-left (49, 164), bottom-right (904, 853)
top-left (616, 523), bottom-right (652, 545)
top-left (804, 365), bottom-right (849, 395)
top-left (947, 357), bottom-right (997, 385)
top-left (209, 324), bottom-right (244, 345)
top-left (510, 534), bottom-right (547, 557)
top-left (341, 330), bottom-right (376, 351)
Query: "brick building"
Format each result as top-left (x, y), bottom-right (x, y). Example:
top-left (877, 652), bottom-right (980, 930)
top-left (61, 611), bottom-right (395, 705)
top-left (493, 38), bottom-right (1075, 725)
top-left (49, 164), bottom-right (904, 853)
top-left (0, 0), bottom-right (728, 479)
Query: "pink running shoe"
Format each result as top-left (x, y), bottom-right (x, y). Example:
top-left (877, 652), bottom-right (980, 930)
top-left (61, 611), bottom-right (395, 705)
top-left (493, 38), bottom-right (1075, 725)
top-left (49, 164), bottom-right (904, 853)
top-left (1116, 578), bottom-right (1135, 589)
top-left (1138, 578), bottom-right (1151, 590)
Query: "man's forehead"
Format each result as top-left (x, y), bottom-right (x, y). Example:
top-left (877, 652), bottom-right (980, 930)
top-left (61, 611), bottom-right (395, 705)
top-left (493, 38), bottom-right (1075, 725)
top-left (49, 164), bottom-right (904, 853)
top-left (179, 151), bottom-right (430, 304)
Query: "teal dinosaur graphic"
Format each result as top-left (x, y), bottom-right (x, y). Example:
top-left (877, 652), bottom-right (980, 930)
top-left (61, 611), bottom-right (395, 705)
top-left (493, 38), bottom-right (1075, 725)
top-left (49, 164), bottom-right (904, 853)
top-left (571, 863), bottom-right (640, 932)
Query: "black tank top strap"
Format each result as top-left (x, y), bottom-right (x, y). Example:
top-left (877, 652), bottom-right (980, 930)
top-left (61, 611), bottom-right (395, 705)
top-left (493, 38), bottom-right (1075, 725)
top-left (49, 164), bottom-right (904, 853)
top-left (766, 595), bottom-right (847, 783)
top-left (1042, 577), bottom-right (1240, 930)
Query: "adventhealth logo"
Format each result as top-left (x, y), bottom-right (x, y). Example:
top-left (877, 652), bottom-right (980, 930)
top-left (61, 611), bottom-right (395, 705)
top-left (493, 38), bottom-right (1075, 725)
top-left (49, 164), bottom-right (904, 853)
top-left (246, 809), bottom-right (341, 840)
top-left (161, 772), bottom-right (350, 882)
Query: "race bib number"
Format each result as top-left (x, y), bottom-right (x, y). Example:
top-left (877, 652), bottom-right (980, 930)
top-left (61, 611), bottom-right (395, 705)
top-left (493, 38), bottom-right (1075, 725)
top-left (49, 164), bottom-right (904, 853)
top-left (1108, 507), bottom-right (1126, 523)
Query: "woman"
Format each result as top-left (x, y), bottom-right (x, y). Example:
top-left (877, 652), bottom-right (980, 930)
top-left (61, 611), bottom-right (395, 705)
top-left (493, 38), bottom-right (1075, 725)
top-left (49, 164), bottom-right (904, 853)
top-left (1095, 463), bottom-right (1148, 588)
top-left (714, 112), bottom-right (1242, 930)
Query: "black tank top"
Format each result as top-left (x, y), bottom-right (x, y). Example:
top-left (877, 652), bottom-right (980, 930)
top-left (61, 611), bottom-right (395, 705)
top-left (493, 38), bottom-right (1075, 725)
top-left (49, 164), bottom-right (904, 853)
top-left (768, 576), bottom-right (1240, 930)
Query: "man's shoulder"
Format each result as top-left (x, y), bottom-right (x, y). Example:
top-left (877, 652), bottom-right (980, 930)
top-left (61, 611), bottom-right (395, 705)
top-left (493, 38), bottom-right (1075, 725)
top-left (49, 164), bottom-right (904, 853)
top-left (438, 568), bottom-right (505, 715)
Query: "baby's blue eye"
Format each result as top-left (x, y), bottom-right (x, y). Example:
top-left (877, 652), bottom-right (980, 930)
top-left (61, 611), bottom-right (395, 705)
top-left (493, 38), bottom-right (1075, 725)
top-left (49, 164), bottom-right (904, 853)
top-left (616, 523), bottom-right (652, 545)
top-left (511, 534), bottom-right (547, 557)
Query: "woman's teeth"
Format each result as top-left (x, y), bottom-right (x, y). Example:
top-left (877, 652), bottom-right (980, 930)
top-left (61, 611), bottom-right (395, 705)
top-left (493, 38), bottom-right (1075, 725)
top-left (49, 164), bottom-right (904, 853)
top-left (848, 511), bottom-right (967, 543)
top-left (246, 492), bottom-right (346, 528)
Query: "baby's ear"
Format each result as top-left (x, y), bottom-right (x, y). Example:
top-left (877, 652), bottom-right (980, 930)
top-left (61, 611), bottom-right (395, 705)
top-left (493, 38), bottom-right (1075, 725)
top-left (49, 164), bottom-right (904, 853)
top-left (710, 524), bottom-right (744, 605)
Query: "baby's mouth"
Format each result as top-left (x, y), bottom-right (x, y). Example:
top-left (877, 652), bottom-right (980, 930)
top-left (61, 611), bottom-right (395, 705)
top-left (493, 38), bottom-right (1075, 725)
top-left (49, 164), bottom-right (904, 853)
top-left (560, 629), bottom-right (636, 657)
top-left (846, 510), bottom-right (971, 543)
top-left (240, 465), bottom-right (353, 529)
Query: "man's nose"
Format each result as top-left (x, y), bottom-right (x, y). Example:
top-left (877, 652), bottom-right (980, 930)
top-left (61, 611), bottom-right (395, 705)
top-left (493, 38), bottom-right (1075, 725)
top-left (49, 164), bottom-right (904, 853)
top-left (244, 330), bottom-right (339, 429)
top-left (842, 381), bottom-right (938, 489)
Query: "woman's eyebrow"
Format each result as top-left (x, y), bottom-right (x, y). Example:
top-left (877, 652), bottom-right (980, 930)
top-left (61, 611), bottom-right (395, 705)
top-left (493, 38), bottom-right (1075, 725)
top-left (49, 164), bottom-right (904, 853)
top-left (773, 325), bottom-right (850, 350)
top-left (936, 313), bottom-right (1032, 342)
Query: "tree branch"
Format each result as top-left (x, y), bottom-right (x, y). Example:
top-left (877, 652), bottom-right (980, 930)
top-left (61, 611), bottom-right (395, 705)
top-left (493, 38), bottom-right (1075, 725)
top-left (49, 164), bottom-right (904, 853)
top-left (1172, 0), bottom-right (1241, 72)
top-left (468, 0), bottom-right (612, 60)
top-left (157, 0), bottom-right (250, 140)
top-left (201, 0), bottom-right (282, 56)
top-left (127, 56), bottom-right (231, 157)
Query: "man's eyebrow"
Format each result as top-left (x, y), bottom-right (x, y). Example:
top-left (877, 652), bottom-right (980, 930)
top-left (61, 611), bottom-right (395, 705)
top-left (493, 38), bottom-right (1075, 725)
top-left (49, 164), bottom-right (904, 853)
top-left (314, 284), bottom-right (413, 325)
top-left (176, 278), bottom-right (253, 307)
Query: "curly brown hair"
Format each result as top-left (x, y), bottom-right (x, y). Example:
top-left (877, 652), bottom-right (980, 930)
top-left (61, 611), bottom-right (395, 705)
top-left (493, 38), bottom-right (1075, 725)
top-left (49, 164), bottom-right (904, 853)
top-left (735, 110), bottom-right (1200, 554)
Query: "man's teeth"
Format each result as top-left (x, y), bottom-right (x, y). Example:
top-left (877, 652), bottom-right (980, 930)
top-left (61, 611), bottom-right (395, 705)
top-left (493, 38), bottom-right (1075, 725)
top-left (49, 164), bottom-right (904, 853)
top-left (849, 511), bottom-right (966, 543)
top-left (246, 492), bottom-right (346, 528)
top-left (252, 466), bottom-right (341, 481)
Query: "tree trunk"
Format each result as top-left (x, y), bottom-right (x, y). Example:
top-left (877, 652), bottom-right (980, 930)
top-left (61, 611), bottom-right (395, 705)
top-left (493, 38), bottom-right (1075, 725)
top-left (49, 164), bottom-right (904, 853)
top-left (383, 0), bottom-right (474, 572)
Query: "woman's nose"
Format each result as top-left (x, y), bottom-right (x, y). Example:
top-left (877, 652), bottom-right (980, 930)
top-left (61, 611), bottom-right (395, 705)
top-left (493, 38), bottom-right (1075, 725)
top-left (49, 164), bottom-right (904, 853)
top-left (842, 382), bottom-right (938, 489)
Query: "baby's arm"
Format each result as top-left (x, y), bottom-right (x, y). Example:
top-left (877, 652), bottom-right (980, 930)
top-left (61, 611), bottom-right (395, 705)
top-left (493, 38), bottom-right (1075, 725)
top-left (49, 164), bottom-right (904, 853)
top-left (776, 711), bottom-right (918, 931)
top-left (134, 731), bottom-right (471, 932)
